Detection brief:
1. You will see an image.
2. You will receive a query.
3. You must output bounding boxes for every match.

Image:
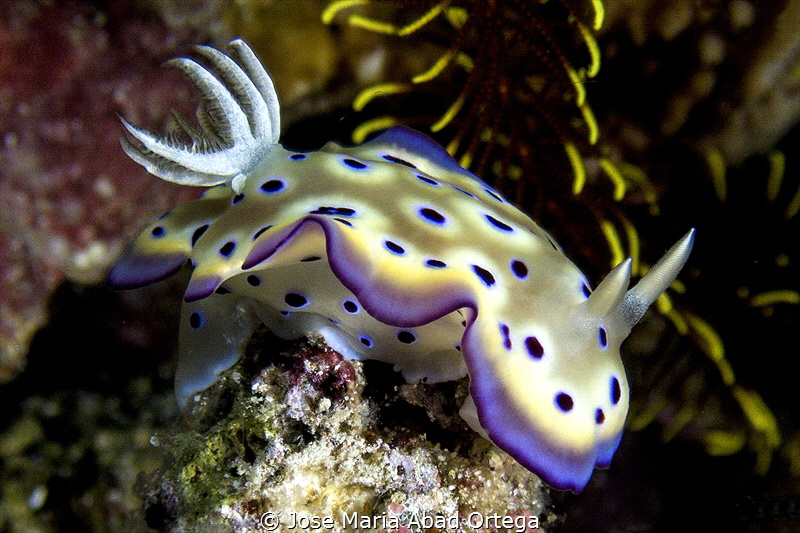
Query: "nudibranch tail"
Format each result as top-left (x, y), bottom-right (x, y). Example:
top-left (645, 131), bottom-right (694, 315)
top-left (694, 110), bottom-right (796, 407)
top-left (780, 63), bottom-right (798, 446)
top-left (119, 39), bottom-right (279, 193)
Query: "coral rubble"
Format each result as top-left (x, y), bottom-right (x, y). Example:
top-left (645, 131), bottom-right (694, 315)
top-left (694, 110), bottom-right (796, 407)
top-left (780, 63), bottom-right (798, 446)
top-left (143, 334), bottom-right (551, 532)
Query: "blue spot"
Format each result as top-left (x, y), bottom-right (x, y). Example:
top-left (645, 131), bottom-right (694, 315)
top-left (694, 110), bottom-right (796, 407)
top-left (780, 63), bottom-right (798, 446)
top-left (485, 214), bottom-right (513, 232)
top-left (289, 153), bottom-right (307, 160)
top-left (484, 188), bottom-right (504, 202)
top-left (384, 240), bottom-right (405, 255)
top-left (343, 300), bottom-right (359, 313)
top-left (417, 175), bottom-right (439, 186)
top-left (525, 336), bottom-right (544, 359)
top-left (595, 408), bottom-right (605, 424)
top-left (232, 193), bottom-right (244, 204)
top-left (219, 241), bottom-right (236, 258)
top-left (611, 377), bottom-right (621, 405)
top-left (451, 186), bottom-right (476, 198)
top-left (342, 157), bottom-right (368, 170)
top-left (419, 207), bottom-right (446, 225)
top-left (310, 206), bottom-right (356, 216)
top-left (526, 227), bottom-right (540, 237)
top-left (335, 218), bottom-right (353, 227)
top-left (280, 311), bottom-right (291, 316)
top-left (500, 324), bottom-right (511, 350)
top-left (582, 283), bottom-right (592, 298)
top-left (285, 293), bottom-right (308, 308)
top-left (598, 327), bottom-right (608, 348)
top-left (247, 275), bottom-right (260, 287)
top-left (253, 226), bottom-right (272, 240)
top-left (510, 260), bottom-right (528, 279)
top-left (260, 179), bottom-right (285, 193)
top-left (189, 312), bottom-right (203, 329)
top-left (397, 331), bottom-right (416, 344)
top-left (191, 224), bottom-right (209, 246)
top-left (425, 259), bottom-right (447, 268)
top-left (472, 265), bottom-right (495, 287)
top-left (359, 335), bottom-right (373, 348)
top-left (382, 154), bottom-right (416, 168)
top-left (555, 392), bottom-right (573, 412)
top-left (151, 226), bottom-right (166, 237)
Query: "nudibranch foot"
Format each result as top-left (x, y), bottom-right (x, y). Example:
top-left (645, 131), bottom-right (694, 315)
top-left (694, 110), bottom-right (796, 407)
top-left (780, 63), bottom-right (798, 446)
top-left (176, 293), bottom-right (261, 406)
top-left (109, 39), bottom-right (694, 493)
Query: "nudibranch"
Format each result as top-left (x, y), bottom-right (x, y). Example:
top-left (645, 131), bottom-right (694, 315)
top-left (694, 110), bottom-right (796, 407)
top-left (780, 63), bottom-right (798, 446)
top-left (108, 40), bottom-right (694, 492)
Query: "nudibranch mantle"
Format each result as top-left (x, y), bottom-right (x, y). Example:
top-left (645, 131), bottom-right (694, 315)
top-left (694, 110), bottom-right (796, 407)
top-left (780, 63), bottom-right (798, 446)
top-left (108, 39), bottom-right (695, 493)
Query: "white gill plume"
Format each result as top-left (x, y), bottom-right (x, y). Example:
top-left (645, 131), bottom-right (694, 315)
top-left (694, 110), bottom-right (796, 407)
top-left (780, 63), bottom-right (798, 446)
top-left (119, 39), bottom-right (280, 194)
